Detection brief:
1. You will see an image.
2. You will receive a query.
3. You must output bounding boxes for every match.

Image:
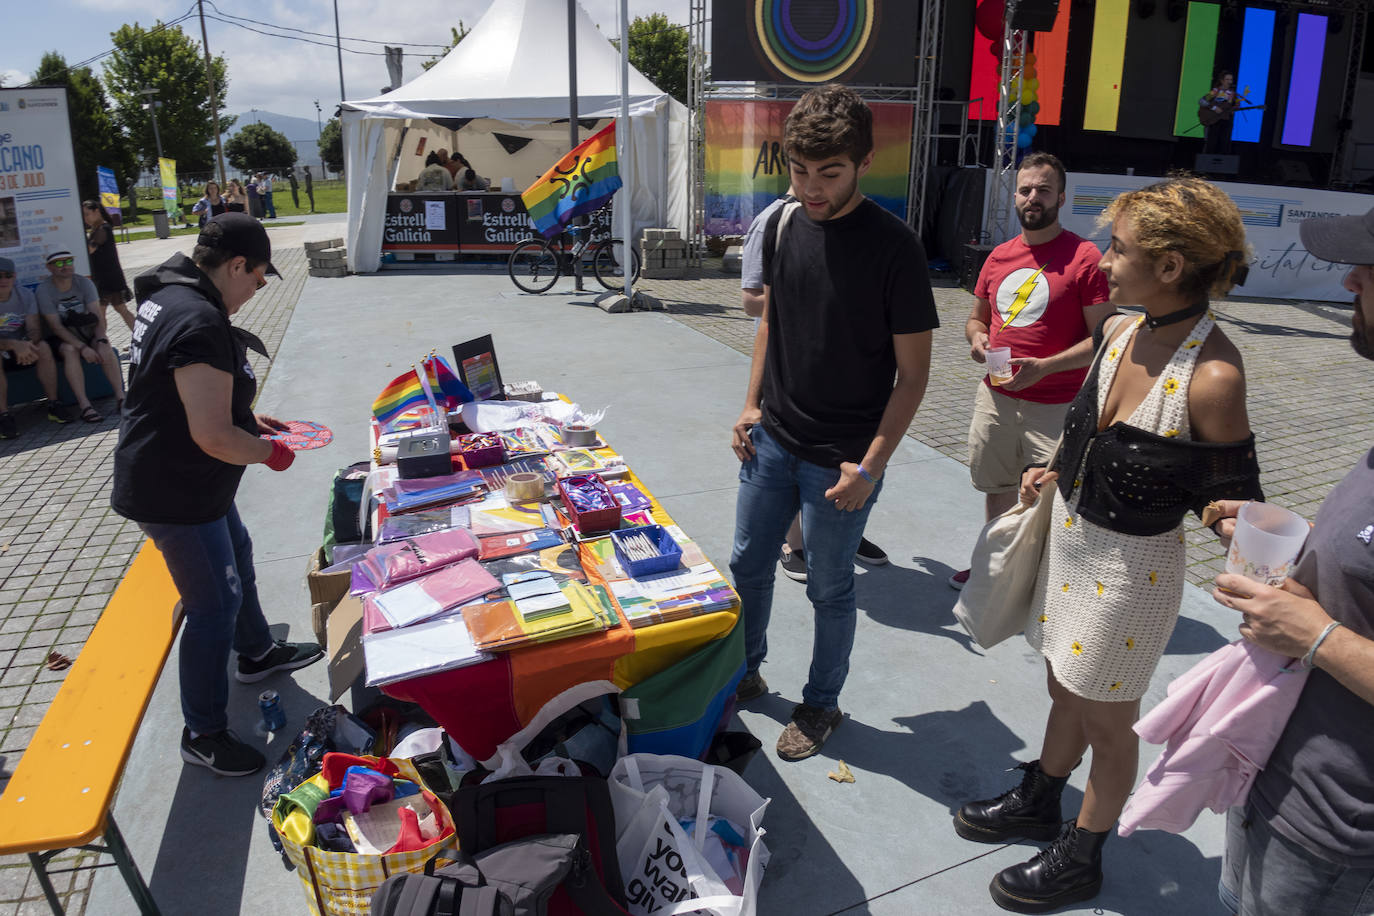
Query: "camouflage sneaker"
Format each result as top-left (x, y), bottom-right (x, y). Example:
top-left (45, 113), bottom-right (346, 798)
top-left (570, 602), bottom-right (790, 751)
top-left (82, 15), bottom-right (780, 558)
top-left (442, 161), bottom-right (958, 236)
top-left (776, 703), bottom-right (842, 761)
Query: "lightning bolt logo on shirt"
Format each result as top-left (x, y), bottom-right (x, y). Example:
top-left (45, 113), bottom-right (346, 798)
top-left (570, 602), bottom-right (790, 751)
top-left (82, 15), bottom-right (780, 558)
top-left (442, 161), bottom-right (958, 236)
top-left (1002, 265), bottom-right (1048, 330)
top-left (995, 265), bottom-right (1052, 330)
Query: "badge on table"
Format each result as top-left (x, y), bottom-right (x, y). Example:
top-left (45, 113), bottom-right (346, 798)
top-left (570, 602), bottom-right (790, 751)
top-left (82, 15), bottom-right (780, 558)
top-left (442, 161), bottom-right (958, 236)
top-left (262, 420), bottom-right (334, 450)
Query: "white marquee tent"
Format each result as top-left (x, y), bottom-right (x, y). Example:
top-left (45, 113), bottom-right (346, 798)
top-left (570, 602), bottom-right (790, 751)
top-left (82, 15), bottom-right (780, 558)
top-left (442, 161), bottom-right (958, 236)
top-left (341, 0), bottom-right (689, 273)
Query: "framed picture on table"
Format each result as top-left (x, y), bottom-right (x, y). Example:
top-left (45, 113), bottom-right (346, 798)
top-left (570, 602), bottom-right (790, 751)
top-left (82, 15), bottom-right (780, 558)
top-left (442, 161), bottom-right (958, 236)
top-left (453, 334), bottom-right (504, 401)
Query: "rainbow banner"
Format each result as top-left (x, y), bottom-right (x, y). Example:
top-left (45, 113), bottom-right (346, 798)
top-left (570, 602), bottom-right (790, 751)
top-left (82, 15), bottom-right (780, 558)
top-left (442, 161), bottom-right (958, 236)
top-left (158, 157), bottom-right (178, 219)
top-left (703, 99), bottom-right (912, 237)
top-left (372, 368), bottom-right (428, 429)
top-left (521, 121), bottom-right (622, 239)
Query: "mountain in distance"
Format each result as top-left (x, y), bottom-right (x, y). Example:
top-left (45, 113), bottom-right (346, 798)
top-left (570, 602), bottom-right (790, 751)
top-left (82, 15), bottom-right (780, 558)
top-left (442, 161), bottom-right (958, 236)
top-left (226, 110), bottom-right (324, 143)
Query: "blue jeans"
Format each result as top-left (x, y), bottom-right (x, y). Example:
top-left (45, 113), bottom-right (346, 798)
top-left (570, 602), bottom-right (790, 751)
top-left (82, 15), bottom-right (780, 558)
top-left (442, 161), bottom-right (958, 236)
top-left (263, 191), bottom-right (276, 219)
top-left (728, 424), bottom-right (882, 709)
top-left (1220, 802), bottom-right (1374, 916)
top-left (140, 503), bottom-right (275, 734)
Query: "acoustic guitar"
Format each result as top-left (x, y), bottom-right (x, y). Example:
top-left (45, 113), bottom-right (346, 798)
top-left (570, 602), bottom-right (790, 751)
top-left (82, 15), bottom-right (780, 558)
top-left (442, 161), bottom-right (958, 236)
top-left (1198, 103), bottom-right (1265, 127)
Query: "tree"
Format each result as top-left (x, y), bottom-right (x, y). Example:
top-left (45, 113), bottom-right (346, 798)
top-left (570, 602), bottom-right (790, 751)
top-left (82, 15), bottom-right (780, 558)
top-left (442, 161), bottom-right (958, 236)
top-left (225, 123), bottom-right (297, 174)
top-left (318, 118), bottom-right (344, 175)
top-left (103, 21), bottom-right (234, 174)
top-left (32, 51), bottom-right (139, 201)
top-left (614, 14), bottom-right (688, 106)
top-left (422, 22), bottom-right (469, 71)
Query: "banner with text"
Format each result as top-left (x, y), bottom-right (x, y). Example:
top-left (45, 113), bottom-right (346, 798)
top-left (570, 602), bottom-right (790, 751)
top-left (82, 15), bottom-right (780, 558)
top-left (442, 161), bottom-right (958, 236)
top-left (97, 166), bottom-right (119, 212)
top-left (0, 87), bottom-right (88, 287)
top-left (158, 157), bottom-right (178, 218)
top-left (1062, 174), bottom-right (1373, 302)
top-left (704, 99), bottom-right (912, 237)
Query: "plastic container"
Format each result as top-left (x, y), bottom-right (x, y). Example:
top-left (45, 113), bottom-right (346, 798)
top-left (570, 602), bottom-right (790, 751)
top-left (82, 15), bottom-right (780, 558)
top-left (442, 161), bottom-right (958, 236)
top-left (610, 524), bottom-right (683, 577)
top-left (556, 474), bottom-right (621, 534)
top-left (458, 433), bottom-right (505, 469)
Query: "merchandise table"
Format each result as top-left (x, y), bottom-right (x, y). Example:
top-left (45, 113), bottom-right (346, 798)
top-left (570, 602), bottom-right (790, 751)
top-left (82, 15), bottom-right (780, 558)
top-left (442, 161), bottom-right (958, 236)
top-left (381, 191), bottom-right (614, 257)
top-left (369, 423), bottom-right (740, 763)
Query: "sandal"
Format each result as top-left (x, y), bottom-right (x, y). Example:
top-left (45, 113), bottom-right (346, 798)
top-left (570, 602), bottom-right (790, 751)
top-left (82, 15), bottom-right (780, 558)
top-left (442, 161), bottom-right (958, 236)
top-left (80, 406), bottom-right (101, 423)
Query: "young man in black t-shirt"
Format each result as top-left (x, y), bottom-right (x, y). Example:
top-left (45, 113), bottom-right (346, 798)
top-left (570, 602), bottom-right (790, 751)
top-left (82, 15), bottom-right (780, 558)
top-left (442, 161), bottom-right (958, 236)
top-left (728, 84), bottom-right (939, 761)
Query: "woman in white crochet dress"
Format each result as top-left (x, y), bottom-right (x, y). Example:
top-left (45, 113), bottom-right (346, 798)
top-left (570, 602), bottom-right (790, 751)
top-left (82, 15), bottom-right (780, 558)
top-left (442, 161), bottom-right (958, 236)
top-left (954, 177), bottom-right (1264, 914)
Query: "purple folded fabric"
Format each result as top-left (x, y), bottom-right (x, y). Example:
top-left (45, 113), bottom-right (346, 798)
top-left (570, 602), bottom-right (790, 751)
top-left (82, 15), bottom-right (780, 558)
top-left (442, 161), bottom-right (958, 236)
top-left (312, 767), bottom-right (395, 823)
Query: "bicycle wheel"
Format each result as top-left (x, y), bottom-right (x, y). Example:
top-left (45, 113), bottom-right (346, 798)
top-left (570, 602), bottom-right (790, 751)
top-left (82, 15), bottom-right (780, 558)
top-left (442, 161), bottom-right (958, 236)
top-left (592, 239), bottom-right (642, 291)
top-left (508, 240), bottom-right (561, 294)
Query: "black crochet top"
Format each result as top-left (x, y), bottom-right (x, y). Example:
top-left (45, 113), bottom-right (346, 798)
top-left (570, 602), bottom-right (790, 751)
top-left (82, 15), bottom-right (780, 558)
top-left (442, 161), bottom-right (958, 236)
top-left (1049, 319), bottom-right (1263, 536)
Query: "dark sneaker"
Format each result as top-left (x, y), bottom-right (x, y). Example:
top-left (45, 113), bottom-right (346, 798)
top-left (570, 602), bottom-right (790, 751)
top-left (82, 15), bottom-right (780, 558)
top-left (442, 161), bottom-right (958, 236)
top-left (235, 639), bottom-right (325, 683)
top-left (949, 568), bottom-right (970, 590)
top-left (779, 545), bottom-right (807, 582)
top-left (855, 537), bottom-right (888, 566)
top-left (180, 727), bottom-right (265, 776)
top-left (0, 412), bottom-right (16, 439)
top-left (46, 403), bottom-right (73, 424)
top-left (736, 671), bottom-right (768, 703)
top-left (776, 703), bottom-right (842, 761)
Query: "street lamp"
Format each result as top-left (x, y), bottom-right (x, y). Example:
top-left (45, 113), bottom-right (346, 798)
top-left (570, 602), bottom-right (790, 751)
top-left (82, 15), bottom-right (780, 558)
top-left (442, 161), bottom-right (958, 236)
top-left (314, 99), bottom-right (326, 177)
top-left (137, 87), bottom-right (164, 163)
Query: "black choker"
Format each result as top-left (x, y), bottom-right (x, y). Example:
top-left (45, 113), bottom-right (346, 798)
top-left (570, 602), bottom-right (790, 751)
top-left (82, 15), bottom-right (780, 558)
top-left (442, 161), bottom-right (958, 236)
top-left (1143, 301), bottom-right (1208, 330)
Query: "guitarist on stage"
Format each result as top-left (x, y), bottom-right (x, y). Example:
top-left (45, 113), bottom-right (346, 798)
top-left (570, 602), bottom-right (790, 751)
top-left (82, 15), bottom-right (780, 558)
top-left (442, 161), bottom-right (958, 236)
top-left (1199, 71), bottom-right (1250, 155)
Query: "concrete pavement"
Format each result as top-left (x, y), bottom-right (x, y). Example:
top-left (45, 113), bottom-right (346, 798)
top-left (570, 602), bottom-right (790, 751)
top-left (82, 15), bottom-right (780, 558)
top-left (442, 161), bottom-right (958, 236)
top-left (0, 229), bottom-right (1364, 915)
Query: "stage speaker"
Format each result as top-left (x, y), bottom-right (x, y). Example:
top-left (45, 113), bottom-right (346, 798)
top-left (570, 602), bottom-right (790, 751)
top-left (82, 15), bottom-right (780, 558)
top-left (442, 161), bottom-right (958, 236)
top-left (1194, 154), bottom-right (1240, 175)
top-left (1008, 0), bottom-right (1061, 31)
top-left (1275, 159), bottom-right (1314, 183)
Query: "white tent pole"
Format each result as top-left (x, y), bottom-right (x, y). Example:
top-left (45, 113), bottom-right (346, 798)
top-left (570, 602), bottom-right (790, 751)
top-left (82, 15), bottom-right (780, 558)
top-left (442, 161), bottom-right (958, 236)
top-left (567, 0), bottom-right (584, 291)
top-left (619, 0), bottom-right (633, 303)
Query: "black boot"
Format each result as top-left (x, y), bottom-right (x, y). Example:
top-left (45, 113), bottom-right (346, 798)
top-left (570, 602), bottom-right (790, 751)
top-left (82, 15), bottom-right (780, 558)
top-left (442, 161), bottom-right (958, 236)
top-left (989, 820), bottom-right (1108, 914)
top-left (954, 759), bottom-right (1068, 843)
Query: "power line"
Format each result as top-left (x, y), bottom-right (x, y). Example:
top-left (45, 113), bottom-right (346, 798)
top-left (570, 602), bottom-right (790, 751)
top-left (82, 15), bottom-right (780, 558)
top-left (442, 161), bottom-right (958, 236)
top-left (203, 13), bottom-right (391, 56)
top-left (19, 5), bottom-right (199, 86)
top-left (203, 1), bottom-right (449, 49)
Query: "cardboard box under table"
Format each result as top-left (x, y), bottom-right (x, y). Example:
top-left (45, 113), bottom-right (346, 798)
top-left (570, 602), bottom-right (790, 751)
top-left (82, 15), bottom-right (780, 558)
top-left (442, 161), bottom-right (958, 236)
top-left (358, 452), bottom-right (740, 764)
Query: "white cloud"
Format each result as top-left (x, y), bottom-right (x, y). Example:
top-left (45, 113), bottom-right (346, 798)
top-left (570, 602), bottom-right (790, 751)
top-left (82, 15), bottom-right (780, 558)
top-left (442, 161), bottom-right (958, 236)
top-left (1, 69), bottom-right (27, 87)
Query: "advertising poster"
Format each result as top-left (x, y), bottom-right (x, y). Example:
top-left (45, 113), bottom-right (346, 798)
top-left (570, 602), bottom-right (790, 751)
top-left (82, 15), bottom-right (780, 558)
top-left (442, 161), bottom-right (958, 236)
top-left (97, 166), bottom-right (120, 212)
top-left (704, 99), bottom-right (913, 237)
top-left (158, 157), bottom-right (178, 217)
top-left (0, 87), bottom-right (88, 287)
top-left (1061, 173), bottom-right (1372, 302)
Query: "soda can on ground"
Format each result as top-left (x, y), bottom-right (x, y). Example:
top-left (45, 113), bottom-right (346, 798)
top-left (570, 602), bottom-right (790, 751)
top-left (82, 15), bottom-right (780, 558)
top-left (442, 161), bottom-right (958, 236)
top-left (258, 689), bottom-right (286, 733)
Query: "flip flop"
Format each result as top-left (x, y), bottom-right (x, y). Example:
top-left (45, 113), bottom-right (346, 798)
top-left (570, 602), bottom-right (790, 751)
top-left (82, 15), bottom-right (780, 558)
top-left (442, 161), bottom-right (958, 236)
top-left (80, 406), bottom-right (101, 423)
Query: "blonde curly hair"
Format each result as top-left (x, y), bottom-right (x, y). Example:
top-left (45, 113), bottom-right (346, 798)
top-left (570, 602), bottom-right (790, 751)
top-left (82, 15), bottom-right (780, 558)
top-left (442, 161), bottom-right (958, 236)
top-left (1098, 176), bottom-right (1250, 300)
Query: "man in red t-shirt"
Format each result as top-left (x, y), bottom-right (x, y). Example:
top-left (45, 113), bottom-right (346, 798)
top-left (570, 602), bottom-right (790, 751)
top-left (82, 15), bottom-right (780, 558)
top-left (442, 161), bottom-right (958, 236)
top-left (950, 153), bottom-right (1114, 589)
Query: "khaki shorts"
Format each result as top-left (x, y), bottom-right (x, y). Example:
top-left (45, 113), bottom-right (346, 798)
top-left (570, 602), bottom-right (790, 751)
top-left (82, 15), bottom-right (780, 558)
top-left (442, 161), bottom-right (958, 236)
top-left (967, 383), bottom-right (1068, 493)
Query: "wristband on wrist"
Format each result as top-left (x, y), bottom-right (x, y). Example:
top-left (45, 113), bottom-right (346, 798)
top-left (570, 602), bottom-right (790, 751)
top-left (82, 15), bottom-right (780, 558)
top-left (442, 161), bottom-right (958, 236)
top-left (264, 438), bottom-right (295, 472)
top-left (1301, 621), bottom-right (1342, 670)
top-left (856, 464), bottom-right (878, 485)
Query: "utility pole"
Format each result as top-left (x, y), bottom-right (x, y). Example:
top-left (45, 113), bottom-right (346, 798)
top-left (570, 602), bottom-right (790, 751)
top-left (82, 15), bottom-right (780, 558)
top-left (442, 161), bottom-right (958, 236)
top-left (198, 0), bottom-right (228, 187)
top-left (333, 0), bottom-right (347, 104)
top-left (567, 0), bottom-right (583, 291)
top-left (315, 99), bottom-right (326, 177)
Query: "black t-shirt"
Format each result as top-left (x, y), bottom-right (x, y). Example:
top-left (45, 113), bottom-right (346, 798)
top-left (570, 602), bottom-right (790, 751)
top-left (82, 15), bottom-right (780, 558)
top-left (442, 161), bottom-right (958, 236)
top-left (760, 197), bottom-right (939, 466)
top-left (88, 221), bottom-right (126, 293)
top-left (111, 253), bottom-right (259, 524)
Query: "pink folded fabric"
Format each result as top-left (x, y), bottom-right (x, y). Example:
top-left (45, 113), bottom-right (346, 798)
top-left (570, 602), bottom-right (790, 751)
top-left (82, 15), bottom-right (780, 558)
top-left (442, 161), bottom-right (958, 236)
top-left (360, 528), bottom-right (480, 589)
top-left (366, 558), bottom-right (500, 631)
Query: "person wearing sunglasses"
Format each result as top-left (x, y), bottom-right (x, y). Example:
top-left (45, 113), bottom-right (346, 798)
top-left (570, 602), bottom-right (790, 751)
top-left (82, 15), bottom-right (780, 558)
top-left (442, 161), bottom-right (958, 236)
top-left (111, 212), bottom-right (321, 778)
top-left (0, 257), bottom-right (72, 438)
top-left (35, 250), bottom-right (125, 422)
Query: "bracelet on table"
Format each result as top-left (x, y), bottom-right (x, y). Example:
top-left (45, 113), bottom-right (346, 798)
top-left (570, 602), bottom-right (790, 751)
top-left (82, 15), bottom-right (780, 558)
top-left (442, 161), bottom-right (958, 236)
top-left (1301, 621), bottom-right (1343, 670)
top-left (856, 464), bottom-right (879, 485)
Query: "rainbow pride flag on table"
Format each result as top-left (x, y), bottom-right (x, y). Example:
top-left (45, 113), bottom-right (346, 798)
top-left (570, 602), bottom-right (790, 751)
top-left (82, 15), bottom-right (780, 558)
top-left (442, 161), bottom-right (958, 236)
top-left (372, 369), bottom-right (428, 429)
top-left (521, 121), bottom-right (622, 239)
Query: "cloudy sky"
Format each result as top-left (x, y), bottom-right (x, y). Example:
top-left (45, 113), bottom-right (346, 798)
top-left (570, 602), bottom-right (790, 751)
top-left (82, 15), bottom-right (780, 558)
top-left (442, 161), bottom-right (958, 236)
top-left (1, 0), bottom-right (695, 126)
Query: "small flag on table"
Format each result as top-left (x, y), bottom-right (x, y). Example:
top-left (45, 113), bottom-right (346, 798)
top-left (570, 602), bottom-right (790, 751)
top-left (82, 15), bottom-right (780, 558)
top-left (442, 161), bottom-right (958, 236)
top-left (372, 369), bottom-right (428, 429)
top-left (423, 355), bottom-right (474, 408)
top-left (521, 121), bottom-right (622, 240)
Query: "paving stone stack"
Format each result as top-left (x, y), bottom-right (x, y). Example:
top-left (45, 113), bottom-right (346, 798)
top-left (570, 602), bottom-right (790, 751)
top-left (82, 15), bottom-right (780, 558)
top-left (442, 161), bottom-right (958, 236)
top-left (640, 228), bottom-right (687, 279)
top-left (304, 237), bottom-right (348, 278)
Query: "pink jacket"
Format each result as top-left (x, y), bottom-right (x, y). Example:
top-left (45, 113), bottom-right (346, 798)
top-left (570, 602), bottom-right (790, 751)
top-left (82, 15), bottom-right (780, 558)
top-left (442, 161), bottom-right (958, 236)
top-left (1117, 640), bottom-right (1307, 837)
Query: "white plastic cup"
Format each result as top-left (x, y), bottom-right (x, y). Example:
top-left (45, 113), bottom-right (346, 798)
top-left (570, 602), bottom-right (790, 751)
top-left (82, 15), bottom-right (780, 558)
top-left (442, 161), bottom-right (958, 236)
top-left (1225, 501), bottom-right (1309, 586)
top-left (500, 177), bottom-right (516, 193)
top-left (986, 346), bottom-right (1013, 385)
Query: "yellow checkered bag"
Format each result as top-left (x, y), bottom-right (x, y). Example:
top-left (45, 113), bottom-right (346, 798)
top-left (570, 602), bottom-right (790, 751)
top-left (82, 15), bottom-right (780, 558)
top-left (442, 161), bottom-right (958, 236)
top-left (272, 756), bottom-right (455, 916)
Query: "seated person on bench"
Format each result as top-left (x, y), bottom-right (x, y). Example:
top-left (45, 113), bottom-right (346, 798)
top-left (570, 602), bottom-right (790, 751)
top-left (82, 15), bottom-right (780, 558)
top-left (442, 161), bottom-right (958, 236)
top-left (0, 257), bottom-right (73, 438)
top-left (35, 250), bottom-right (126, 423)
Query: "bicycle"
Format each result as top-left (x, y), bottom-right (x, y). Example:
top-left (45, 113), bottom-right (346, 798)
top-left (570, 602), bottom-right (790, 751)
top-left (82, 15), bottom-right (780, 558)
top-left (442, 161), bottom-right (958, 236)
top-left (507, 223), bottom-right (641, 294)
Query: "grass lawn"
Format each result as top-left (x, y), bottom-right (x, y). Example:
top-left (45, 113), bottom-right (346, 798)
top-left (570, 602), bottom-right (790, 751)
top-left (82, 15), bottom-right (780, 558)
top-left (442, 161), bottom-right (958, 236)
top-left (120, 180), bottom-right (346, 228)
top-left (118, 221), bottom-right (305, 243)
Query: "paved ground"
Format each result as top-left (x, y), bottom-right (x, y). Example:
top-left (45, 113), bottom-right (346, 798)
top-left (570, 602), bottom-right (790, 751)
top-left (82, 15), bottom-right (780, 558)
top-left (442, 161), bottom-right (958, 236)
top-left (0, 232), bottom-right (1364, 914)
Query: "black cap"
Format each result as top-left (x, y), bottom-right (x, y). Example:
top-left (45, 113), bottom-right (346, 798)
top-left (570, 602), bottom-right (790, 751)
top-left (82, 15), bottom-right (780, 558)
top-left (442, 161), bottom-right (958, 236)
top-left (197, 212), bottom-right (279, 276)
top-left (1299, 205), bottom-right (1374, 266)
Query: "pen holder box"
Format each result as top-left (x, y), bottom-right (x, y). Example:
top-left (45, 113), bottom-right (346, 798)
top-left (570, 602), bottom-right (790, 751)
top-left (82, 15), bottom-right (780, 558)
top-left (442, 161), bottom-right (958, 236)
top-left (458, 433), bottom-right (506, 469)
top-left (556, 474), bottom-right (621, 534)
top-left (610, 524), bottom-right (683, 578)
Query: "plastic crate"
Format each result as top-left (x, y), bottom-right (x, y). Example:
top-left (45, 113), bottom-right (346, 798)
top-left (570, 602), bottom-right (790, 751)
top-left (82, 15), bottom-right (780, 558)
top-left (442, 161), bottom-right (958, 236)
top-left (556, 474), bottom-right (621, 534)
top-left (610, 524), bottom-right (683, 577)
top-left (458, 433), bottom-right (505, 468)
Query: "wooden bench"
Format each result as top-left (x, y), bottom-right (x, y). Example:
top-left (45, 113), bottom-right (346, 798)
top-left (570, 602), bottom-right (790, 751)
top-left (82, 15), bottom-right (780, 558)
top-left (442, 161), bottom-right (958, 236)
top-left (0, 540), bottom-right (182, 915)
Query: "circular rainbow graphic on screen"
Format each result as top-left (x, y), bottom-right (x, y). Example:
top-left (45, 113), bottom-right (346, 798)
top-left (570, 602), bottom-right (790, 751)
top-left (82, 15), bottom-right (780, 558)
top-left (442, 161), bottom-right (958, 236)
top-left (752, 0), bottom-right (876, 83)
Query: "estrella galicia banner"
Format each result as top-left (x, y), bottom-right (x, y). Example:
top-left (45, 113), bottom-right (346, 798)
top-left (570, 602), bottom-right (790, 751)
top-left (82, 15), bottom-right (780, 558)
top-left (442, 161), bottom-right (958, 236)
top-left (712, 0), bottom-right (917, 85)
top-left (0, 87), bottom-right (89, 288)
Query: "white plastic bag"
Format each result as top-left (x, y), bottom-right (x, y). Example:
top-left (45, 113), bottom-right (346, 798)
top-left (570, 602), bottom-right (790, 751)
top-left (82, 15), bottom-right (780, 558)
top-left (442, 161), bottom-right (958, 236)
top-left (609, 754), bottom-right (770, 916)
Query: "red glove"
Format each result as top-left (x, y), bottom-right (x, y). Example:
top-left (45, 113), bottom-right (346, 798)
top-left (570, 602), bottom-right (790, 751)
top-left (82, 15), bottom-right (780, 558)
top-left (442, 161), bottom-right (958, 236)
top-left (264, 438), bottom-right (295, 471)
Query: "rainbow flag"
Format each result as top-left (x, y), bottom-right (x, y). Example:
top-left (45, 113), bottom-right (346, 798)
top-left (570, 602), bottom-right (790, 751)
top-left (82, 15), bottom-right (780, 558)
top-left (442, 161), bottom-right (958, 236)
top-left (372, 369), bottom-right (428, 428)
top-left (521, 121), bottom-right (622, 239)
top-left (423, 355), bottom-right (474, 408)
